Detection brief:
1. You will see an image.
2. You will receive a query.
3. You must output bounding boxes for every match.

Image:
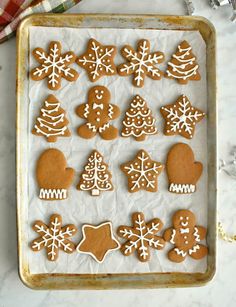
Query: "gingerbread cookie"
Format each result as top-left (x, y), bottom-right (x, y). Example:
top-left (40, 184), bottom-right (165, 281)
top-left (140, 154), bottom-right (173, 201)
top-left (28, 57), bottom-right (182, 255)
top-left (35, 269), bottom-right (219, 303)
top-left (36, 148), bottom-right (74, 200)
top-left (76, 38), bottom-right (117, 82)
top-left (117, 39), bottom-right (164, 87)
top-left (166, 143), bottom-right (202, 194)
top-left (165, 40), bottom-right (201, 84)
top-left (160, 94), bottom-right (205, 139)
top-left (77, 221), bottom-right (120, 263)
top-left (32, 94), bottom-right (71, 143)
top-left (121, 95), bottom-right (157, 141)
top-left (30, 41), bottom-right (79, 90)
top-left (77, 150), bottom-right (113, 196)
top-left (121, 150), bottom-right (163, 193)
top-left (117, 212), bottom-right (165, 262)
top-left (164, 210), bottom-right (208, 263)
top-left (31, 214), bottom-right (77, 261)
top-left (76, 85), bottom-right (120, 140)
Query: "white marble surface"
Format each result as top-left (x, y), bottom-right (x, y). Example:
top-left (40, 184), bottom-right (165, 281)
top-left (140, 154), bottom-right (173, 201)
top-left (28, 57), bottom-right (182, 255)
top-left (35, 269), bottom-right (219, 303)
top-left (0, 0), bottom-right (236, 306)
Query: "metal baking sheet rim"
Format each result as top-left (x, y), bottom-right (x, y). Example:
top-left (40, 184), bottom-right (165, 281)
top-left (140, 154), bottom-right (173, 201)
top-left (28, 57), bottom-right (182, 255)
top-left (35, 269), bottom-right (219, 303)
top-left (16, 13), bottom-right (217, 290)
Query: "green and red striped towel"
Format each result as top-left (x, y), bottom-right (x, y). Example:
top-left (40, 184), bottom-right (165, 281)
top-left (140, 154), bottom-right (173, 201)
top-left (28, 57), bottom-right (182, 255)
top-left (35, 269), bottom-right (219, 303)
top-left (0, 0), bottom-right (81, 43)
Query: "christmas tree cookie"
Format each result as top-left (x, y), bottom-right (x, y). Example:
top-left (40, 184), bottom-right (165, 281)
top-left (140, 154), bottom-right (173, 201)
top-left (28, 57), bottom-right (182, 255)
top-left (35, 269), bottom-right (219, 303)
top-left (165, 40), bottom-right (201, 84)
top-left (32, 95), bottom-right (71, 143)
top-left (121, 95), bottom-right (157, 141)
top-left (77, 150), bottom-right (113, 196)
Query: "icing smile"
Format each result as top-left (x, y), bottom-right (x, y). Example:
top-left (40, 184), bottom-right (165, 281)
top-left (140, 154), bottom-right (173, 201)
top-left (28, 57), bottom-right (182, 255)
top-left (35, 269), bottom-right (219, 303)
top-left (181, 221), bottom-right (188, 227)
top-left (96, 94), bottom-right (103, 100)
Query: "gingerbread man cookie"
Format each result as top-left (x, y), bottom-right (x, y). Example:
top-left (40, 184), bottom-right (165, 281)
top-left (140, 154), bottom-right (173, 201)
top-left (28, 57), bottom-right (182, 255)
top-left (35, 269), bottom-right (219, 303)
top-left (166, 143), bottom-right (202, 194)
top-left (164, 210), bottom-right (208, 263)
top-left (30, 41), bottom-right (79, 90)
top-left (117, 212), bottom-right (165, 262)
top-left (160, 95), bottom-right (205, 139)
top-left (165, 40), bottom-right (201, 84)
top-left (76, 38), bottom-right (117, 82)
top-left (76, 86), bottom-right (120, 140)
top-left (117, 39), bottom-right (164, 87)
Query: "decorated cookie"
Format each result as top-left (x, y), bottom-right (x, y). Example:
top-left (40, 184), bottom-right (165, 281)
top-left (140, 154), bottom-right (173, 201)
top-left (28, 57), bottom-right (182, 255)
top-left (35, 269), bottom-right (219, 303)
top-left (36, 149), bottom-right (74, 200)
top-left (76, 38), bottom-right (117, 82)
top-left (160, 94), bottom-right (205, 139)
top-left (121, 150), bottom-right (163, 193)
top-left (76, 85), bottom-right (120, 140)
top-left (31, 214), bottom-right (77, 261)
top-left (165, 40), bottom-right (201, 84)
top-left (166, 143), bottom-right (202, 194)
top-left (77, 150), bottom-right (113, 196)
top-left (32, 94), bottom-right (71, 142)
top-left (30, 41), bottom-right (79, 90)
top-left (77, 221), bottom-right (120, 263)
top-left (121, 95), bottom-right (157, 141)
top-left (164, 210), bottom-right (208, 263)
top-left (117, 212), bottom-right (165, 262)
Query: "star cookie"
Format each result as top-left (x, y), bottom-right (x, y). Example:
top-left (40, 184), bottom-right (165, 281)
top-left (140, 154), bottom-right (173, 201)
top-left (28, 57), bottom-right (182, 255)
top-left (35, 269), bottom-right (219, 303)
top-left (77, 222), bottom-right (120, 263)
top-left (76, 38), bottom-right (117, 82)
top-left (117, 39), bottom-right (164, 87)
top-left (31, 214), bottom-right (77, 261)
top-left (160, 95), bottom-right (205, 139)
top-left (117, 212), bottom-right (165, 262)
top-left (120, 150), bottom-right (164, 193)
top-left (30, 41), bottom-right (79, 90)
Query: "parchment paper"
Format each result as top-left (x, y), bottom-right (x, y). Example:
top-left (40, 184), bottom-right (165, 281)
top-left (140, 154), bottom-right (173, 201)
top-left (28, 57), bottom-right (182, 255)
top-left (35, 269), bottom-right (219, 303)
top-left (28, 27), bottom-right (207, 274)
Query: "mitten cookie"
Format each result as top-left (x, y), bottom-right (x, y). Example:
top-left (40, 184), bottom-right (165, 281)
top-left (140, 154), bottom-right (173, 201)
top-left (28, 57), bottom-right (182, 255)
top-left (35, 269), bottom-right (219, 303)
top-left (117, 39), bottom-right (164, 87)
top-left (36, 149), bottom-right (74, 200)
top-left (77, 221), bottom-right (120, 263)
top-left (121, 150), bottom-right (163, 193)
top-left (160, 94), bottom-right (205, 139)
top-left (76, 85), bottom-right (120, 140)
top-left (166, 143), bottom-right (202, 194)
top-left (32, 94), bottom-right (71, 143)
top-left (165, 40), bottom-right (201, 84)
top-left (30, 41), bottom-right (79, 90)
top-left (77, 150), bottom-right (113, 196)
top-left (117, 212), bottom-right (165, 262)
top-left (31, 214), bottom-right (77, 261)
top-left (76, 38), bottom-right (117, 82)
top-left (121, 95), bottom-right (157, 141)
top-left (164, 210), bottom-right (208, 263)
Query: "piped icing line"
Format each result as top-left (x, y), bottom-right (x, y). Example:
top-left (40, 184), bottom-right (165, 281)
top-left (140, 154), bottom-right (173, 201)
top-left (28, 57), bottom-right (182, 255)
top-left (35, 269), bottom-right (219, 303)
top-left (122, 118), bottom-right (156, 128)
top-left (86, 122), bottom-right (96, 132)
top-left (189, 244), bottom-right (200, 255)
top-left (174, 248), bottom-right (187, 257)
top-left (193, 227), bottom-right (201, 242)
top-left (108, 104), bottom-right (114, 119)
top-left (125, 109), bottom-right (152, 118)
top-left (170, 229), bottom-right (176, 244)
top-left (169, 183), bottom-right (195, 194)
top-left (84, 104), bottom-right (90, 118)
top-left (99, 123), bottom-right (110, 133)
top-left (39, 188), bottom-right (67, 200)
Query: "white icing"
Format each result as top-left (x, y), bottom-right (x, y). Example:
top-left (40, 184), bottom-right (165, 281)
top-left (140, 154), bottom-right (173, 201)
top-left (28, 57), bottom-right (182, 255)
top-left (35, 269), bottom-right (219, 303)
top-left (86, 122), bottom-right (96, 132)
top-left (123, 150), bottom-right (162, 191)
top-left (39, 188), bottom-right (67, 200)
top-left (193, 227), bottom-right (201, 242)
top-left (189, 244), bottom-right (200, 255)
top-left (108, 104), bottom-right (114, 119)
top-left (78, 40), bottom-right (115, 79)
top-left (119, 213), bottom-right (163, 261)
top-left (33, 43), bottom-right (76, 88)
top-left (84, 104), bottom-right (89, 118)
top-left (79, 151), bottom-right (113, 195)
top-left (174, 248), bottom-right (187, 257)
top-left (180, 227), bottom-right (189, 234)
top-left (92, 102), bottom-right (103, 110)
top-left (119, 40), bottom-right (163, 86)
top-left (170, 229), bottom-right (176, 244)
top-left (166, 43), bottom-right (199, 81)
top-left (99, 123), bottom-right (110, 133)
top-left (169, 183), bottom-right (195, 194)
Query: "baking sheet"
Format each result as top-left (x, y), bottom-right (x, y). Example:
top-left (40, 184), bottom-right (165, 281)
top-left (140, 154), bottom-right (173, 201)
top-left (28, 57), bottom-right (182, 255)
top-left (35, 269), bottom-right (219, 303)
top-left (28, 26), bottom-right (207, 274)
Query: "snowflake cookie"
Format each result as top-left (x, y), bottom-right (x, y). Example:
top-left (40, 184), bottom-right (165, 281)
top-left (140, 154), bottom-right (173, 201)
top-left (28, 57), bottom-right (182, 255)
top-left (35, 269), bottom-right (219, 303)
top-left (160, 94), bottom-right (205, 139)
top-left (76, 85), bottom-right (120, 140)
top-left (77, 150), bottom-right (113, 196)
top-left (36, 149), bottom-right (74, 200)
top-left (164, 210), bottom-right (208, 263)
top-left (120, 150), bottom-right (163, 193)
top-left (76, 38), bottom-right (117, 82)
top-left (117, 212), bottom-right (165, 262)
top-left (32, 94), bottom-right (71, 143)
top-left (77, 222), bottom-right (120, 263)
top-left (117, 39), bottom-right (164, 87)
top-left (30, 41), bottom-right (79, 90)
top-left (166, 143), bottom-right (203, 194)
top-left (31, 214), bottom-right (77, 261)
top-left (121, 95), bottom-right (157, 141)
top-left (165, 40), bottom-right (201, 84)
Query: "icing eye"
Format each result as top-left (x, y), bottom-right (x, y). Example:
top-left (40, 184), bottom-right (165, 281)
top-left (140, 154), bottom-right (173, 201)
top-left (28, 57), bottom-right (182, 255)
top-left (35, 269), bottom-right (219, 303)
top-left (95, 90), bottom-right (98, 94)
top-left (180, 217), bottom-right (183, 220)
top-left (101, 90), bottom-right (104, 94)
top-left (186, 217), bottom-right (189, 220)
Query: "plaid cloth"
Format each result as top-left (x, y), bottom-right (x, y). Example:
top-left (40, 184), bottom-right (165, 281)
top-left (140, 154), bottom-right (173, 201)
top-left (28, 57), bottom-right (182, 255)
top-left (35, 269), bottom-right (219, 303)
top-left (0, 0), bottom-right (82, 43)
